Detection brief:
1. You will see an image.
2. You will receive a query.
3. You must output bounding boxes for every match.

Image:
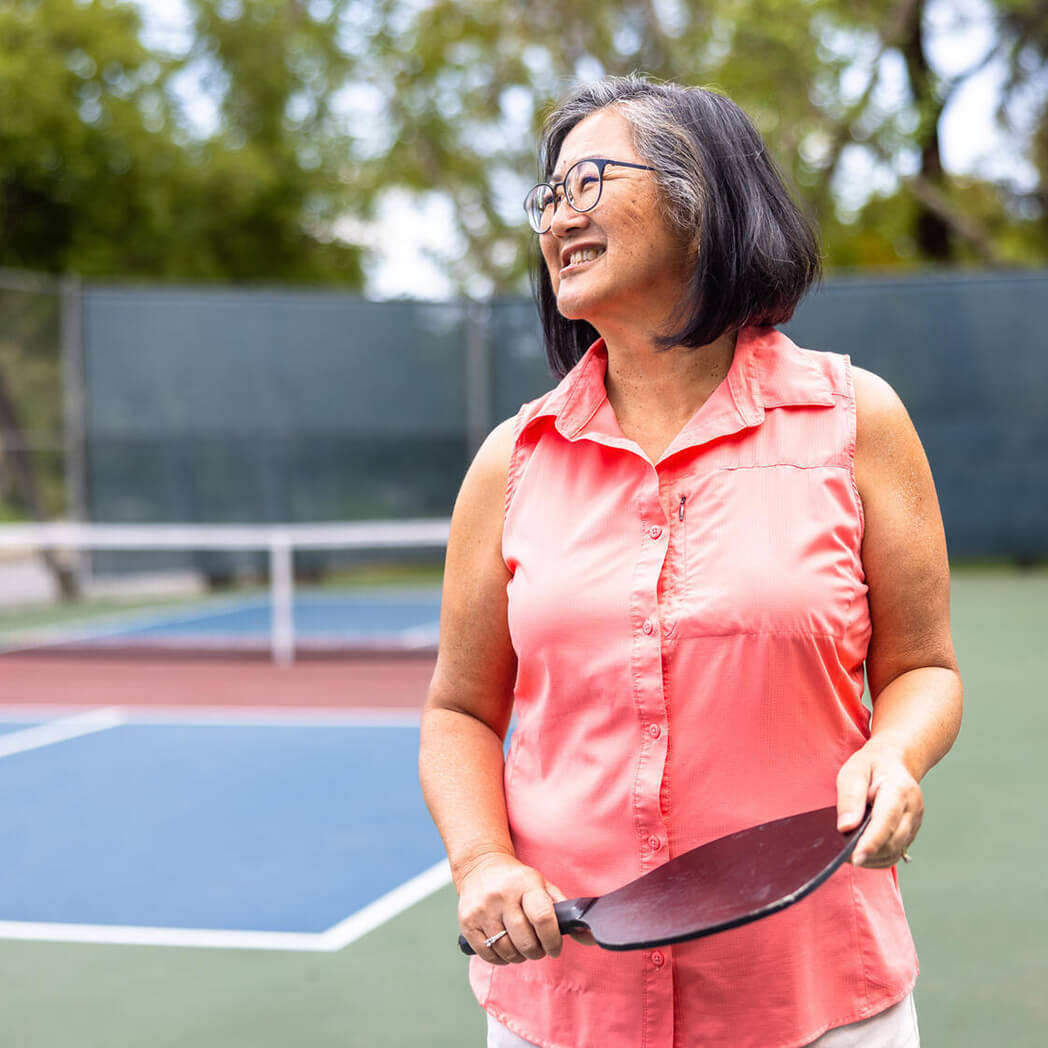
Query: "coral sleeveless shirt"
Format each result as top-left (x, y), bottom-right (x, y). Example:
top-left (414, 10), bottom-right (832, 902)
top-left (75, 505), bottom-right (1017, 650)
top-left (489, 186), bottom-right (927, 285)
top-left (470, 326), bottom-right (917, 1048)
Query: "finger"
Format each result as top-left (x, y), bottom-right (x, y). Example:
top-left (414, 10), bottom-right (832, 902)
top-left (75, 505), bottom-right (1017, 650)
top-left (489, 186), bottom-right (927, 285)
top-left (860, 807), bottom-right (923, 868)
top-left (522, 887), bottom-right (562, 958)
top-left (544, 881), bottom-right (595, 947)
top-left (470, 931), bottom-right (507, 964)
top-left (485, 926), bottom-right (524, 964)
top-left (852, 785), bottom-right (922, 867)
top-left (851, 802), bottom-right (897, 866)
top-left (544, 880), bottom-right (595, 947)
top-left (504, 904), bottom-right (545, 962)
top-left (544, 880), bottom-right (567, 902)
top-left (836, 756), bottom-right (873, 832)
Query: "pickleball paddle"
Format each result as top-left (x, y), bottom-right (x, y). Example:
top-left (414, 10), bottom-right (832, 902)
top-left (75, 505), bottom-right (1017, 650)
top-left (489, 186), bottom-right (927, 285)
top-left (459, 804), bottom-right (871, 954)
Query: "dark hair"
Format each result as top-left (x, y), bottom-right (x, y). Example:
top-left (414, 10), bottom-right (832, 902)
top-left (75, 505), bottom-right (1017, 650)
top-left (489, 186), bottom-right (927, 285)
top-left (534, 75), bottom-right (822, 377)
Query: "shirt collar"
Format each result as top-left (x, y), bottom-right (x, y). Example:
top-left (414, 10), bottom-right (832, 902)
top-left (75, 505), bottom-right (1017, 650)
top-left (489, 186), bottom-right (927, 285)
top-left (525, 325), bottom-right (835, 459)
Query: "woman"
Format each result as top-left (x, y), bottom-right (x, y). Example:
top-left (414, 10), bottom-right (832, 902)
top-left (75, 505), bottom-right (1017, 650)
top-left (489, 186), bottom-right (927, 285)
top-left (419, 75), bottom-right (962, 1048)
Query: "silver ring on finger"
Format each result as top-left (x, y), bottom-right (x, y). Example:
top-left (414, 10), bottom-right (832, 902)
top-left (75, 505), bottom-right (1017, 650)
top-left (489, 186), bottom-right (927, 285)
top-left (483, 929), bottom-right (508, 949)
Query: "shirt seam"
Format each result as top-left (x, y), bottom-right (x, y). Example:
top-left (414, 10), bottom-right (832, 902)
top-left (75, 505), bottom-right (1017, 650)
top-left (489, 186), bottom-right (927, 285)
top-left (674, 627), bottom-right (849, 641)
top-left (842, 356), bottom-right (866, 541)
top-left (691, 461), bottom-right (853, 474)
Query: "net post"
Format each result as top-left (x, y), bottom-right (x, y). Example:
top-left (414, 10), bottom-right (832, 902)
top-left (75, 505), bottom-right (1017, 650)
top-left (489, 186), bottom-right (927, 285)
top-left (269, 534), bottom-right (295, 665)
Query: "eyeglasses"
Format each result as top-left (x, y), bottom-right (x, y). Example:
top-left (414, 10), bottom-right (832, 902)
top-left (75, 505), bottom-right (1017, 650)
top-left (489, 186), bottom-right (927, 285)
top-left (523, 157), bottom-right (656, 234)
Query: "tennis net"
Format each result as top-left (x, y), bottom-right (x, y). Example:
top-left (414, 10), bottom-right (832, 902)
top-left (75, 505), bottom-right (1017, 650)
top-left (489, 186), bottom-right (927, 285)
top-left (0, 520), bottom-right (449, 663)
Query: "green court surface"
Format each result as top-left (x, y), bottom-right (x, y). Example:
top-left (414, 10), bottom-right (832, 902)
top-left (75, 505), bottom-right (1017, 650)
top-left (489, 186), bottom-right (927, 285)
top-left (1, 565), bottom-right (1044, 1046)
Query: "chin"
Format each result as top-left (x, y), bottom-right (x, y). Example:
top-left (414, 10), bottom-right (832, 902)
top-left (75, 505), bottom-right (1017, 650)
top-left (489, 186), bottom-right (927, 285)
top-left (555, 288), bottom-right (595, 323)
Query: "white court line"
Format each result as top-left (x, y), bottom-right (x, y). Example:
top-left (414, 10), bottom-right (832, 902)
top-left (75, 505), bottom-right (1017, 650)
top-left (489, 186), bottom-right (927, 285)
top-left (0, 707), bottom-right (127, 760)
top-left (399, 620), bottom-right (441, 648)
top-left (321, 859), bottom-right (452, 950)
top-left (0, 920), bottom-right (325, 952)
top-left (0, 860), bottom-right (453, 952)
top-left (0, 705), bottom-right (421, 727)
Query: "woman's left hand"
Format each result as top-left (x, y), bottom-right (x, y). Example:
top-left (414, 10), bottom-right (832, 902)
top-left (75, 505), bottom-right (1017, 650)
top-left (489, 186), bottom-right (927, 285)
top-left (836, 739), bottom-right (923, 868)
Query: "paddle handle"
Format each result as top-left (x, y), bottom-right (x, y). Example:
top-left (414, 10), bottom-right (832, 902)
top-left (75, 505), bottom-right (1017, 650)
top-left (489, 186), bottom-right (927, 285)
top-left (457, 897), bottom-right (594, 955)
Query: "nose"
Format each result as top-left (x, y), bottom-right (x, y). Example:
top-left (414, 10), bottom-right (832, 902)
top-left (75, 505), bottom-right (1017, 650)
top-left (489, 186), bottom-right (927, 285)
top-left (549, 196), bottom-right (587, 237)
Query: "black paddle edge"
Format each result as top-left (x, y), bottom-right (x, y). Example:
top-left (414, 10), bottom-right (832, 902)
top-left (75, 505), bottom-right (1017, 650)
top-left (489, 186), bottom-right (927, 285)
top-left (593, 806), bottom-right (874, 951)
top-left (456, 806), bottom-right (873, 956)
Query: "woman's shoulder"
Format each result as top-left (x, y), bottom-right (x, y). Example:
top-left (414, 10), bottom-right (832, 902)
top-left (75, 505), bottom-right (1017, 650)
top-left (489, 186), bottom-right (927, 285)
top-left (851, 366), bottom-right (913, 436)
top-left (468, 416), bottom-right (518, 491)
top-left (849, 366), bottom-right (927, 500)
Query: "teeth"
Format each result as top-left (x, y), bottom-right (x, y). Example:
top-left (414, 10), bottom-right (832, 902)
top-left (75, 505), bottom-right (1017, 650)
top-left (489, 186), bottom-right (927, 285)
top-left (568, 247), bottom-right (603, 266)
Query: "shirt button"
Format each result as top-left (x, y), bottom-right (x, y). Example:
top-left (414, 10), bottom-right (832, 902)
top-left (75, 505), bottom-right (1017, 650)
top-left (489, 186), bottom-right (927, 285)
top-left (650, 950), bottom-right (665, 968)
top-left (648, 525), bottom-right (662, 539)
top-left (642, 618), bottom-right (655, 635)
top-left (648, 723), bottom-right (661, 739)
top-left (648, 835), bottom-right (663, 852)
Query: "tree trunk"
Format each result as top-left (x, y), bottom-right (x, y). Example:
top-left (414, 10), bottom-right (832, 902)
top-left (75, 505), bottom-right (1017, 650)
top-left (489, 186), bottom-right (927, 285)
top-left (900, 0), bottom-right (953, 261)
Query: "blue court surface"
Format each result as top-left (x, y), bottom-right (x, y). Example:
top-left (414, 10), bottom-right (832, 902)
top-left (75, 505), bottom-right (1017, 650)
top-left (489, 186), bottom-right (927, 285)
top-left (0, 709), bottom-right (449, 950)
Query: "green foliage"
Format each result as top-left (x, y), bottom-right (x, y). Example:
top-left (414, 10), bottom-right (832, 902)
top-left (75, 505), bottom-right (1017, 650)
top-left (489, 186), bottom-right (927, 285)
top-left (360, 0), bottom-right (1046, 288)
top-left (0, 0), bottom-right (1043, 289)
top-left (0, 0), bottom-right (364, 284)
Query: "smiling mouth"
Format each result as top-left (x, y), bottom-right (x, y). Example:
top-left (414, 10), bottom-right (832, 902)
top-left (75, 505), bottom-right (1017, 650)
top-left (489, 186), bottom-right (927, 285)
top-left (562, 246), bottom-right (605, 271)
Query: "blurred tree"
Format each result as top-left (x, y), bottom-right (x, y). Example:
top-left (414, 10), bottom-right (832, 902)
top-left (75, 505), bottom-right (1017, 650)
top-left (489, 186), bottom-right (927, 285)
top-left (174, 0), bottom-right (367, 281)
top-left (0, 0), bottom-right (364, 282)
top-left (1, 0), bottom-right (1042, 288)
top-left (362, 0), bottom-right (1046, 290)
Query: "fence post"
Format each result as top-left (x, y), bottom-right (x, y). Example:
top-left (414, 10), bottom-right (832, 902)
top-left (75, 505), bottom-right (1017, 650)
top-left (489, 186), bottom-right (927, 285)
top-left (59, 275), bottom-right (90, 591)
top-left (60, 276), bottom-right (87, 523)
top-left (464, 299), bottom-right (492, 457)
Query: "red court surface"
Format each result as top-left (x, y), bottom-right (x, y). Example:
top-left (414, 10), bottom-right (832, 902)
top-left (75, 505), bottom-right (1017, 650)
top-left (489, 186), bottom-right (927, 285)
top-left (0, 655), bottom-right (437, 710)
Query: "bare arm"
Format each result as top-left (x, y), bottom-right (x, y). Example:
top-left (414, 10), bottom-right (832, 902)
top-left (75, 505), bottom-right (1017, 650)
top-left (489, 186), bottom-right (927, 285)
top-left (837, 367), bottom-right (963, 867)
top-left (419, 418), bottom-right (565, 962)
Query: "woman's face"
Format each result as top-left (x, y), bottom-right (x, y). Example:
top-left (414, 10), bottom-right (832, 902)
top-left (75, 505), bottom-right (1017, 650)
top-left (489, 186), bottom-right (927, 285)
top-left (540, 107), bottom-right (693, 334)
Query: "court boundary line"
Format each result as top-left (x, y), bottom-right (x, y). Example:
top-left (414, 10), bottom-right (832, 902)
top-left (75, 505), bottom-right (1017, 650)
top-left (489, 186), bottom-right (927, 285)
top-left (0, 707), bottom-right (127, 760)
top-left (0, 704), bottom-right (421, 727)
top-left (321, 859), bottom-right (452, 950)
top-left (0, 860), bottom-right (452, 952)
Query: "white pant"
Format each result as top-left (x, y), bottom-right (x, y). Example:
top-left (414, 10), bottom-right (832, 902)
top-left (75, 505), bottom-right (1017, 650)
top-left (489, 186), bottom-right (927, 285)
top-left (486, 993), bottom-right (919, 1047)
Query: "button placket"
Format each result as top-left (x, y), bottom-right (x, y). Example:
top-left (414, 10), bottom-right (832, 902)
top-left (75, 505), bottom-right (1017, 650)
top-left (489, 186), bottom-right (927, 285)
top-left (630, 483), bottom-right (673, 1046)
top-left (633, 488), bottom-right (671, 891)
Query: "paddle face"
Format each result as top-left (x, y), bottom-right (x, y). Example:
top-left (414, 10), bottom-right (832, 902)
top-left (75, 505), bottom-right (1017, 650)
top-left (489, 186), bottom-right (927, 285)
top-left (457, 805), bottom-right (871, 955)
top-left (564, 805), bottom-right (871, 951)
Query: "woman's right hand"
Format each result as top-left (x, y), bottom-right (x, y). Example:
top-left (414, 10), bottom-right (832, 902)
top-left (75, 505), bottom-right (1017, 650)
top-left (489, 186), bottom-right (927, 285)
top-left (457, 852), bottom-right (567, 964)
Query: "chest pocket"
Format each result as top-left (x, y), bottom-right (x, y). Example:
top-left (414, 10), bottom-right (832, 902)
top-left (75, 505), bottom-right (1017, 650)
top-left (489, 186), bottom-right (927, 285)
top-left (670, 464), bottom-right (865, 640)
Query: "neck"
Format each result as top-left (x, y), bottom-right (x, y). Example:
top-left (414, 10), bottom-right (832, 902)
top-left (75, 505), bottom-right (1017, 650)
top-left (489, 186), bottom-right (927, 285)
top-left (602, 327), bottom-right (738, 431)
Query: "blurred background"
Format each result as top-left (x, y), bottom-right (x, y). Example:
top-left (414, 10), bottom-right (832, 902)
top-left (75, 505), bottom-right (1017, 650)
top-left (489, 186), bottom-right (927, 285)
top-left (0, 0), bottom-right (1045, 1045)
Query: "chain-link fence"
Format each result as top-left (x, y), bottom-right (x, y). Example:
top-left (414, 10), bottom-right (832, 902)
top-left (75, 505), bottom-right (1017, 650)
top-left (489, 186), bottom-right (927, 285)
top-left (783, 271), bottom-right (1047, 559)
top-left (0, 269), bottom-right (1044, 562)
top-left (0, 271), bottom-right (70, 522)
